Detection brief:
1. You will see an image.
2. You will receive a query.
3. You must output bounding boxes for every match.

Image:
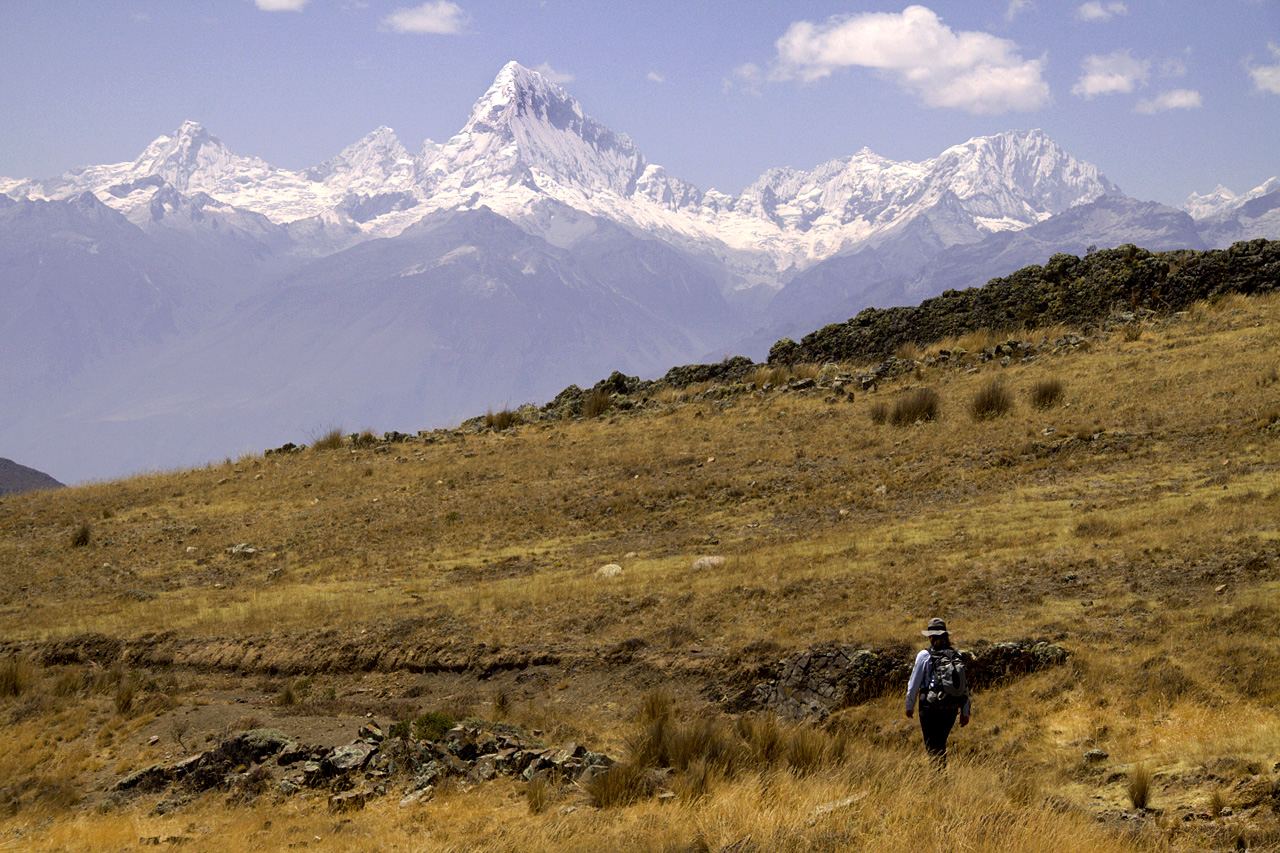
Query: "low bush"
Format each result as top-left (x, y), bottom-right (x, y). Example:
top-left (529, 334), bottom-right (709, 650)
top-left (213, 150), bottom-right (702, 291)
top-left (414, 710), bottom-right (456, 741)
top-left (869, 402), bottom-right (889, 425)
top-left (889, 388), bottom-right (939, 426)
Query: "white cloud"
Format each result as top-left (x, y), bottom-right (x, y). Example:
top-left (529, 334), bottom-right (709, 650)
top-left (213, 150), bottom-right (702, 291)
top-left (1250, 44), bottom-right (1280, 95)
top-left (1076, 2), bottom-right (1127, 21)
top-left (533, 63), bottom-right (574, 84)
top-left (1006, 0), bottom-right (1033, 21)
top-left (770, 5), bottom-right (1049, 113)
top-left (647, 71), bottom-right (666, 84)
top-left (1071, 50), bottom-right (1149, 98)
top-left (382, 1), bottom-right (467, 34)
top-left (1135, 89), bottom-right (1202, 114)
top-left (253, 0), bottom-right (309, 10)
top-left (725, 62), bottom-right (764, 95)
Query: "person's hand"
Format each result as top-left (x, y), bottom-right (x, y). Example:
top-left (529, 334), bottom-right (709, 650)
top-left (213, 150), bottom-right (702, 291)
top-left (905, 709), bottom-right (913, 718)
top-left (959, 715), bottom-right (970, 727)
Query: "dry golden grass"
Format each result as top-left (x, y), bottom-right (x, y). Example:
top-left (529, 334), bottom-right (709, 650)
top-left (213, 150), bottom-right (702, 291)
top-left (1, 292), bottom-right (1279, 849)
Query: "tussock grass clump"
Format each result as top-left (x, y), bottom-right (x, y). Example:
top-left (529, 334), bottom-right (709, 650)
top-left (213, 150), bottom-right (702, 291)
top-left (1209, 788), bottom-right (1227, 818)
top-left (869, 401), bottom-right (889, 425)
top-left (113, 678), bottom-right (136, 716)
top-left (895, 341), bottom-right (924, 361)
top-left (889, 388), bottom-right (939, 425)
top-left (1029, 377), bottom-right (1065, 409)
top-left (526, 775), bottom-right (552, 814)
top-left (1127, 763), bottom-right (1153, 810)
top-left (1122, 324), bottom-right (1144, 342)
top-left (637, 688), bottom-right (674, 725)
top-left (970, 379), bottom-right (1013, 420)
top-left (0, 657), bottom-right (35, 698)
top-left (582, 388), bottom-right (613, 418)
top-left (583, 759), bottom-right (656, 808)
top-left (69, 522), bottom-right (91, 548)
top-left (276, 679), bottom-right (299, 707)
top-left (309, 426), bottom-right (346, 451)
top-left (485, 409), bottom-right (522, 431)
top-left (747, 364), bottom-right (792, 388)
top-left (955, 328), bottom-right (1001, 352)
top-left (492, 689), bottom-right (511, 719)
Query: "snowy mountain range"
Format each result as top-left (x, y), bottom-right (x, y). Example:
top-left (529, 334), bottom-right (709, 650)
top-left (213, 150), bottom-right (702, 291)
top-left (3, 62), bottom-right (1124, 286)
top-left (1, 61), bottom-right (1276, 483)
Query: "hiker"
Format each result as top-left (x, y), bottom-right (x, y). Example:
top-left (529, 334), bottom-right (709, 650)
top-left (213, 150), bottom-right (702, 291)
top-left (905, 617), bottom-right (970, 768)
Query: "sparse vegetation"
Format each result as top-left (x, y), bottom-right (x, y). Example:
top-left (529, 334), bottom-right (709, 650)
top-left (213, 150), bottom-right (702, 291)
top-left (0, 291), bottom-right (1279, 848)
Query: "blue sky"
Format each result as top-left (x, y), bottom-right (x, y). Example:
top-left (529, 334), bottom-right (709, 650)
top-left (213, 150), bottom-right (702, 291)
top-left (1, 1), bottom-right (1277, 205)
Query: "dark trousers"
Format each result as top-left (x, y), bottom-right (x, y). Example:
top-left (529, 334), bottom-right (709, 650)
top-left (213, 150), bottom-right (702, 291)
top-left (918, 703), bottom-right (958, 769)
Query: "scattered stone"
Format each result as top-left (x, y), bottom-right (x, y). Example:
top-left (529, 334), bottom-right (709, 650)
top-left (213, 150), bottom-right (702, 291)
top-left (225, 543), bottom-right (257, 558)
top-left (328, 791), bottom-right (366, 813)
top-left (327, 742), bottom-right (376, 774)
top-left (808, 792), bottom-right (868, 825)
top-left (691, 556), bottom-right (725, 570)
top-left (596, 564), bottom-right (623, 578)
top-left (1085, 749), bottom-right (1109, 764)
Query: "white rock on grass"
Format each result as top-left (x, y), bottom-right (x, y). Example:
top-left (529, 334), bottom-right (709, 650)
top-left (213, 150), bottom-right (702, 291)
top-left (596, 564), bottom-right (624, 578)
top-left (691, 556), bottom-right (725, 570)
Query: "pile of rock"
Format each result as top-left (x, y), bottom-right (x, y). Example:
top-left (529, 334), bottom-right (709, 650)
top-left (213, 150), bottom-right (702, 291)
top-left (114, 722), bottom-right (614, 813)
top-left (746, 640), bottom-right (1069, 721)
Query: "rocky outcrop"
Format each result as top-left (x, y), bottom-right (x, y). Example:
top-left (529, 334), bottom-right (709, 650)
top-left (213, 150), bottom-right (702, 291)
top-left (746, 640), bottom-right (1069, 721)
top-left (771, 239), bottom-right (1280, 366)
top-left (113, 723), bottom-right (614, 810)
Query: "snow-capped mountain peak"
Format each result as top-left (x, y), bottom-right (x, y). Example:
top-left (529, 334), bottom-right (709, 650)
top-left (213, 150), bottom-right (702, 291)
top-left (422, 61), bottom-right (648, 199)
top-left (130, 121), bottom-right (270, 194)
top-left (1183, 177), bottom-right (1280, 220)
top-left (303, 126), bottom-right (416, 198)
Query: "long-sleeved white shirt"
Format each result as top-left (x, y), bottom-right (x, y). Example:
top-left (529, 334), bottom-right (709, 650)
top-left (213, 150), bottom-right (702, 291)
top-left (905, 648), bottom-right (972, 716)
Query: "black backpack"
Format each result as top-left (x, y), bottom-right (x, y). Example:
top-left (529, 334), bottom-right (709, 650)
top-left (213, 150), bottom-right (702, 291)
top-left (925, 648), bottom-right (968, 710)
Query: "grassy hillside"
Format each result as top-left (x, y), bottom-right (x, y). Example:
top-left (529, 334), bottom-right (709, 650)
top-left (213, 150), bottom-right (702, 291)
top-left (0, 291), bottom-right (1278, 851)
